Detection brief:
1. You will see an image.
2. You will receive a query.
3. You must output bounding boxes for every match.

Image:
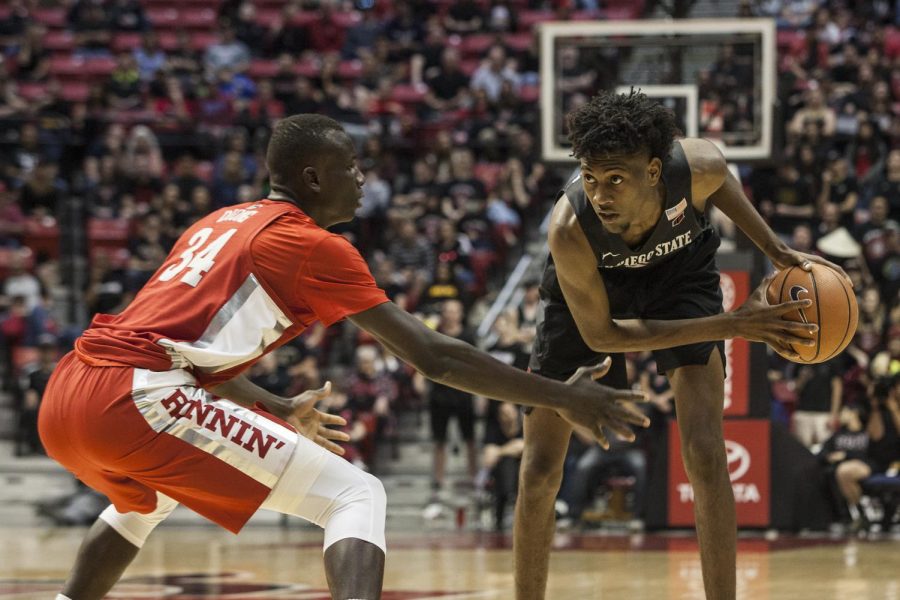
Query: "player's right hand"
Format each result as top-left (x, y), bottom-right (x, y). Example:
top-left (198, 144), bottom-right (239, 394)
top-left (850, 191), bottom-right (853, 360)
top-left (286, 382), bottom-right (351, 456)
top-left (733, 274), bottom-right (819, 360)
top-left (556, 357), bottom-right (650, 449)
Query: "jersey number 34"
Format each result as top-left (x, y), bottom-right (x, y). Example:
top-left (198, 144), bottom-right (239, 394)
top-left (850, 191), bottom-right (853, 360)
top-left (158, 227), bottom-right (238, 287)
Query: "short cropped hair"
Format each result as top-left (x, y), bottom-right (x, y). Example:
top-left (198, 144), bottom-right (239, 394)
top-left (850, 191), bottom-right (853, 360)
top-left (266, 114), bottom-right (345, 177)
top-left (566, 90), bottom-right (680, 162)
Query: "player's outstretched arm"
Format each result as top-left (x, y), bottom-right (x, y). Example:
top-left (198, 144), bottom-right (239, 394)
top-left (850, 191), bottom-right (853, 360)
top-left (549, 198), bottom-right (819, 359)
top-left (349, 302), bottom-right (649, 448)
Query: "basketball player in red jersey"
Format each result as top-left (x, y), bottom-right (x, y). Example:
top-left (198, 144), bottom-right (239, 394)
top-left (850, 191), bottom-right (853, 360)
top-left (38, 114), bottom-right (650, 600)
top-left (513, 92), bottom-right (851, 600)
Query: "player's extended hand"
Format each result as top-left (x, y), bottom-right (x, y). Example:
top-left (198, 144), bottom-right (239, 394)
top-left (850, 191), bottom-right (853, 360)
top-left (734, 273), bottom-right (819, 360)
top-left (771, 248), bottom-right (853, 288)
top-left (556, 357), bottom-right (650, 450)
top-left (284, 382), bottom-right (350, 456)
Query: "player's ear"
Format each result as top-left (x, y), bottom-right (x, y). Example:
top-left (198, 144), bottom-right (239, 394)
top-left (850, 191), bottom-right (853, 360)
top-left (647, 157), bottom-right (663, 186)
top-left (302, 166), bottom-right (321, 193)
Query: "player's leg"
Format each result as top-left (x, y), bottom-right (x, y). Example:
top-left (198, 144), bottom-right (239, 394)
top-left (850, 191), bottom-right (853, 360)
top-left (668, 349), bottom-right (735, 600)
top-left (260, 432), bottom-right (387, 599)
top-left (60, 493), bottom-right (179, 600)
top-left (513, 407), bottom-right (572, 600)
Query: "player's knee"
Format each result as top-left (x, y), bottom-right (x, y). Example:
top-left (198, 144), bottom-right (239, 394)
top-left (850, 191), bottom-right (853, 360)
top-left (98, 492), bottom-right (178, 548)
top-left (519, 454), bottom-right (564, 497)
top-left (321, 470), bottom-right (387, 553)
top-left (681, 432), bottom-right (726, 484)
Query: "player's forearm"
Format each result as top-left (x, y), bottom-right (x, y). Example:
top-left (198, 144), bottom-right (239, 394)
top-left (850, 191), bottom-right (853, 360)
top-left (420, 335), bottom-right (570, 411)
top-left (583, 314), bottom-right (736, 354)
top-left (209, 374), bottom-right (292, 417)
top-left (709, 171), bottom-right (787, 261)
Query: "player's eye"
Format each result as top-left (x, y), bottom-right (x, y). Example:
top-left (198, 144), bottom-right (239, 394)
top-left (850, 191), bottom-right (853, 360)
top-left (583, 174), bottom-right (596, 184)
top-left (610, 175), bottom-right (624, 185)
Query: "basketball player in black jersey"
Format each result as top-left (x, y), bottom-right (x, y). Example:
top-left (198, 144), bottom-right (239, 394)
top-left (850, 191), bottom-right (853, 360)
top-left (514, 91), bottom-right (850, 600)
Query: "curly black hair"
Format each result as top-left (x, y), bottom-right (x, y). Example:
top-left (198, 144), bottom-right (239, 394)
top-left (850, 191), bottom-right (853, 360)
top-left (566, 90), bottom-right (681, 162)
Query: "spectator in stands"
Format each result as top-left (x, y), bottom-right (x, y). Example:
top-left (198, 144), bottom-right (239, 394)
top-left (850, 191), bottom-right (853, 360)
top-left (420, 261), bottom-right (466, 311)
top-left (71, 2), bottom-right (113, 57)
top-left (480, 400), bottom-right (524, 531)
top-left (343, 7), bottom-right (384, 60)
top-left (792, 359), bottom-right (844, 449)
top-left (166, 29), bottom-right (203, 83)
top-left (6, 122), bottom-right (44, 183)
top-left (126, 213), bottom-right (168, 289)
top-left (818, 156), bottom-right (858, 228)
top-left (105, 53), bottom-right (142, 111)
top-left (20, 159), bottom-right (66, 218)
top-left (846, 119), bottom-right (886, 183)
top-left (85, 249), bottom-right (130, 317)
top-left (285, 76), bottom-right (323, 116)
top-left (345, 345), bottom-right (399, 471)
top-left (445, 0), bottom-right (484, 35)
top-left (857, 196), bottom-right (899, 289)
top-left (133, 32), bottom-right (166, 83)
top-left (248, 351), bottom-right (292, 397)
top-left (234, 2), bottom-right (267, 50)
top-left (14, 24), bottom-right (49, 82)
top-left (866, 149), bottom-right (900, 223)
top-left (309, 0), bottom-right (346, 55)
top-left (388, 218), bottom-right (433, 293)
top-left (836, 378), bottom-right (900, 527)
top-left (108, 0), bottom-right (149, 32)
top-left (788, 85), bottom-right (836, 140)
top-left (3, 250), bottom-right (41, 312)
top-left (15, 334), bottom-right (58, 456)
top-left (267, 4), bottom-right (311, 58)
top-left (471, 44), bottom-right (521, 104)
top-left (211, 151), bottom-right (251, 208)
top-left (423, 48), bottom-right (471, 118)
top-left (204, 25), bottom-right (251, 79)
top-left (427, 299), bottom-right (478, 495)
top-left (856, 286), bottom-right (887, 357)
top-left (442, 148), bottom-right (487, 221)
top-left (819, 403), bottom-right (869, 525)
top-left (0, 183), bottom-right (25, 247)
top-left (384, 1), bottom-right (423, 61)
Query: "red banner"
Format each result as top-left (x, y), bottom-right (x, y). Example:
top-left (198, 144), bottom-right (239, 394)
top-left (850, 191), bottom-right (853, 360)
top-left (668, 420), bottom-right (771, 527)
top-left (720, 270), bottom-right (750, 417)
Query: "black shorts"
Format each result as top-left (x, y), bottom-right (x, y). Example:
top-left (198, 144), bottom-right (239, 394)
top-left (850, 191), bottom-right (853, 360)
top-left (429, 387), bottom-right (475, 443)
top-left (529, 228), bottom-right (726, 383)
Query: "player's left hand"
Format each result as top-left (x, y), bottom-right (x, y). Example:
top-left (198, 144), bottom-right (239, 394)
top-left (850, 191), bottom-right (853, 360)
top-left (285, 382), bottom-right (350, 456)
top-left (771, 249), bottom-right (853, 287)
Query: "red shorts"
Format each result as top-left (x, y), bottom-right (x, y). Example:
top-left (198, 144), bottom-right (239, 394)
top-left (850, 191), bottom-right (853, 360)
top-left (38, 352), bottom-right (298, 533)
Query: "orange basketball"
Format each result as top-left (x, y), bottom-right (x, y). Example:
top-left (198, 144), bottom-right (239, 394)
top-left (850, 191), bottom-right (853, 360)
top-left (765, 264), bottom-right (858, 364)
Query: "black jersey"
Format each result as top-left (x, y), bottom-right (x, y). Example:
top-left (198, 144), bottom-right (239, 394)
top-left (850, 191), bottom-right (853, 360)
top-left (529, 141), bottom-right (725, 382)
top-left (566, 140), bottom-right (713, 271)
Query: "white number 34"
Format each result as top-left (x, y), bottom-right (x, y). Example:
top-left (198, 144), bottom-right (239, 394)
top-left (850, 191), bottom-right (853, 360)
top-left (158, 227), bottom-right (237, 287)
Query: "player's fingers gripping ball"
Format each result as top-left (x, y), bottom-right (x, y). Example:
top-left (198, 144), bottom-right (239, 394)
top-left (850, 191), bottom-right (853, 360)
top-left (765, 263), bottom-right (859, 364)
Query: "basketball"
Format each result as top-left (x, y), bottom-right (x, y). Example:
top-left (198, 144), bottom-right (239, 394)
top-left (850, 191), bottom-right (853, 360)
top-left (765, 264), bottom-right (859, 364)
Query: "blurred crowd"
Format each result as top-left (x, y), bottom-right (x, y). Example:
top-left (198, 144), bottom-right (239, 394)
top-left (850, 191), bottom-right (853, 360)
top-left (0, 0), bottom-right (898, 532)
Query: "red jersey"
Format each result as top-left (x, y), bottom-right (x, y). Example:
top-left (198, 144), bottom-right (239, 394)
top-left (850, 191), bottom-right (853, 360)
top-left (76, 200), bottom-right (389, 387)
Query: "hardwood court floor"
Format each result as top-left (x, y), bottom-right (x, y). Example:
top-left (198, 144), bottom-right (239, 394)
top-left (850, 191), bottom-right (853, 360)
top-left (1, 526), bottom-right (899, 599)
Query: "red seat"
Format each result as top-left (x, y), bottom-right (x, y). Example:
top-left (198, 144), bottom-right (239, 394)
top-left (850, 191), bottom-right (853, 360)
top-left (189, 32), bottom-right (220, 51)
top-left (33, 8), bottom-right (67, 28)
top-left (503, 32), bottom-right (533, 52)
top-left (60, 81), bottom-right (89, 102)
top-left (460, 33), bottom-right (495, 58)
top-left (520, 84), bottom-right (539, 103)
top-left (256, 8), bottom-right (282, 28)
top-left (181, 7), bottom-right (217, 29)
top-left (333, 11), bottom-right (361, 29)
top-left (23, 217), bottom-right (60, 259)
top-left (337, 60), bottom-right (362, 79)
top-left (249, 59), bottom-right (279, 79)
top-left (87, 218), bottom-right (131, 252)
top-left (390, 83), bottom-right (427, 106)
top-left (517, 10), bottom-right (554, 32)
top-left (112, 32), bottom-right (143, 52)
top-left (146, 7), bottom-right (180, 27)
top-left (460, 59), bottom-right (480, 77)
top-left (18, 82), bottom-right (47, 102)
top-left (44, 30), bottom-right (75, 52)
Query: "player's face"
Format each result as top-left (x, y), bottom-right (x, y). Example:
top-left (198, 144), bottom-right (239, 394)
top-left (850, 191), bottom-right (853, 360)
top-left (321, 132), bottom-right (365, 224)
top-left (581, 152), bottom-right (663, 235)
